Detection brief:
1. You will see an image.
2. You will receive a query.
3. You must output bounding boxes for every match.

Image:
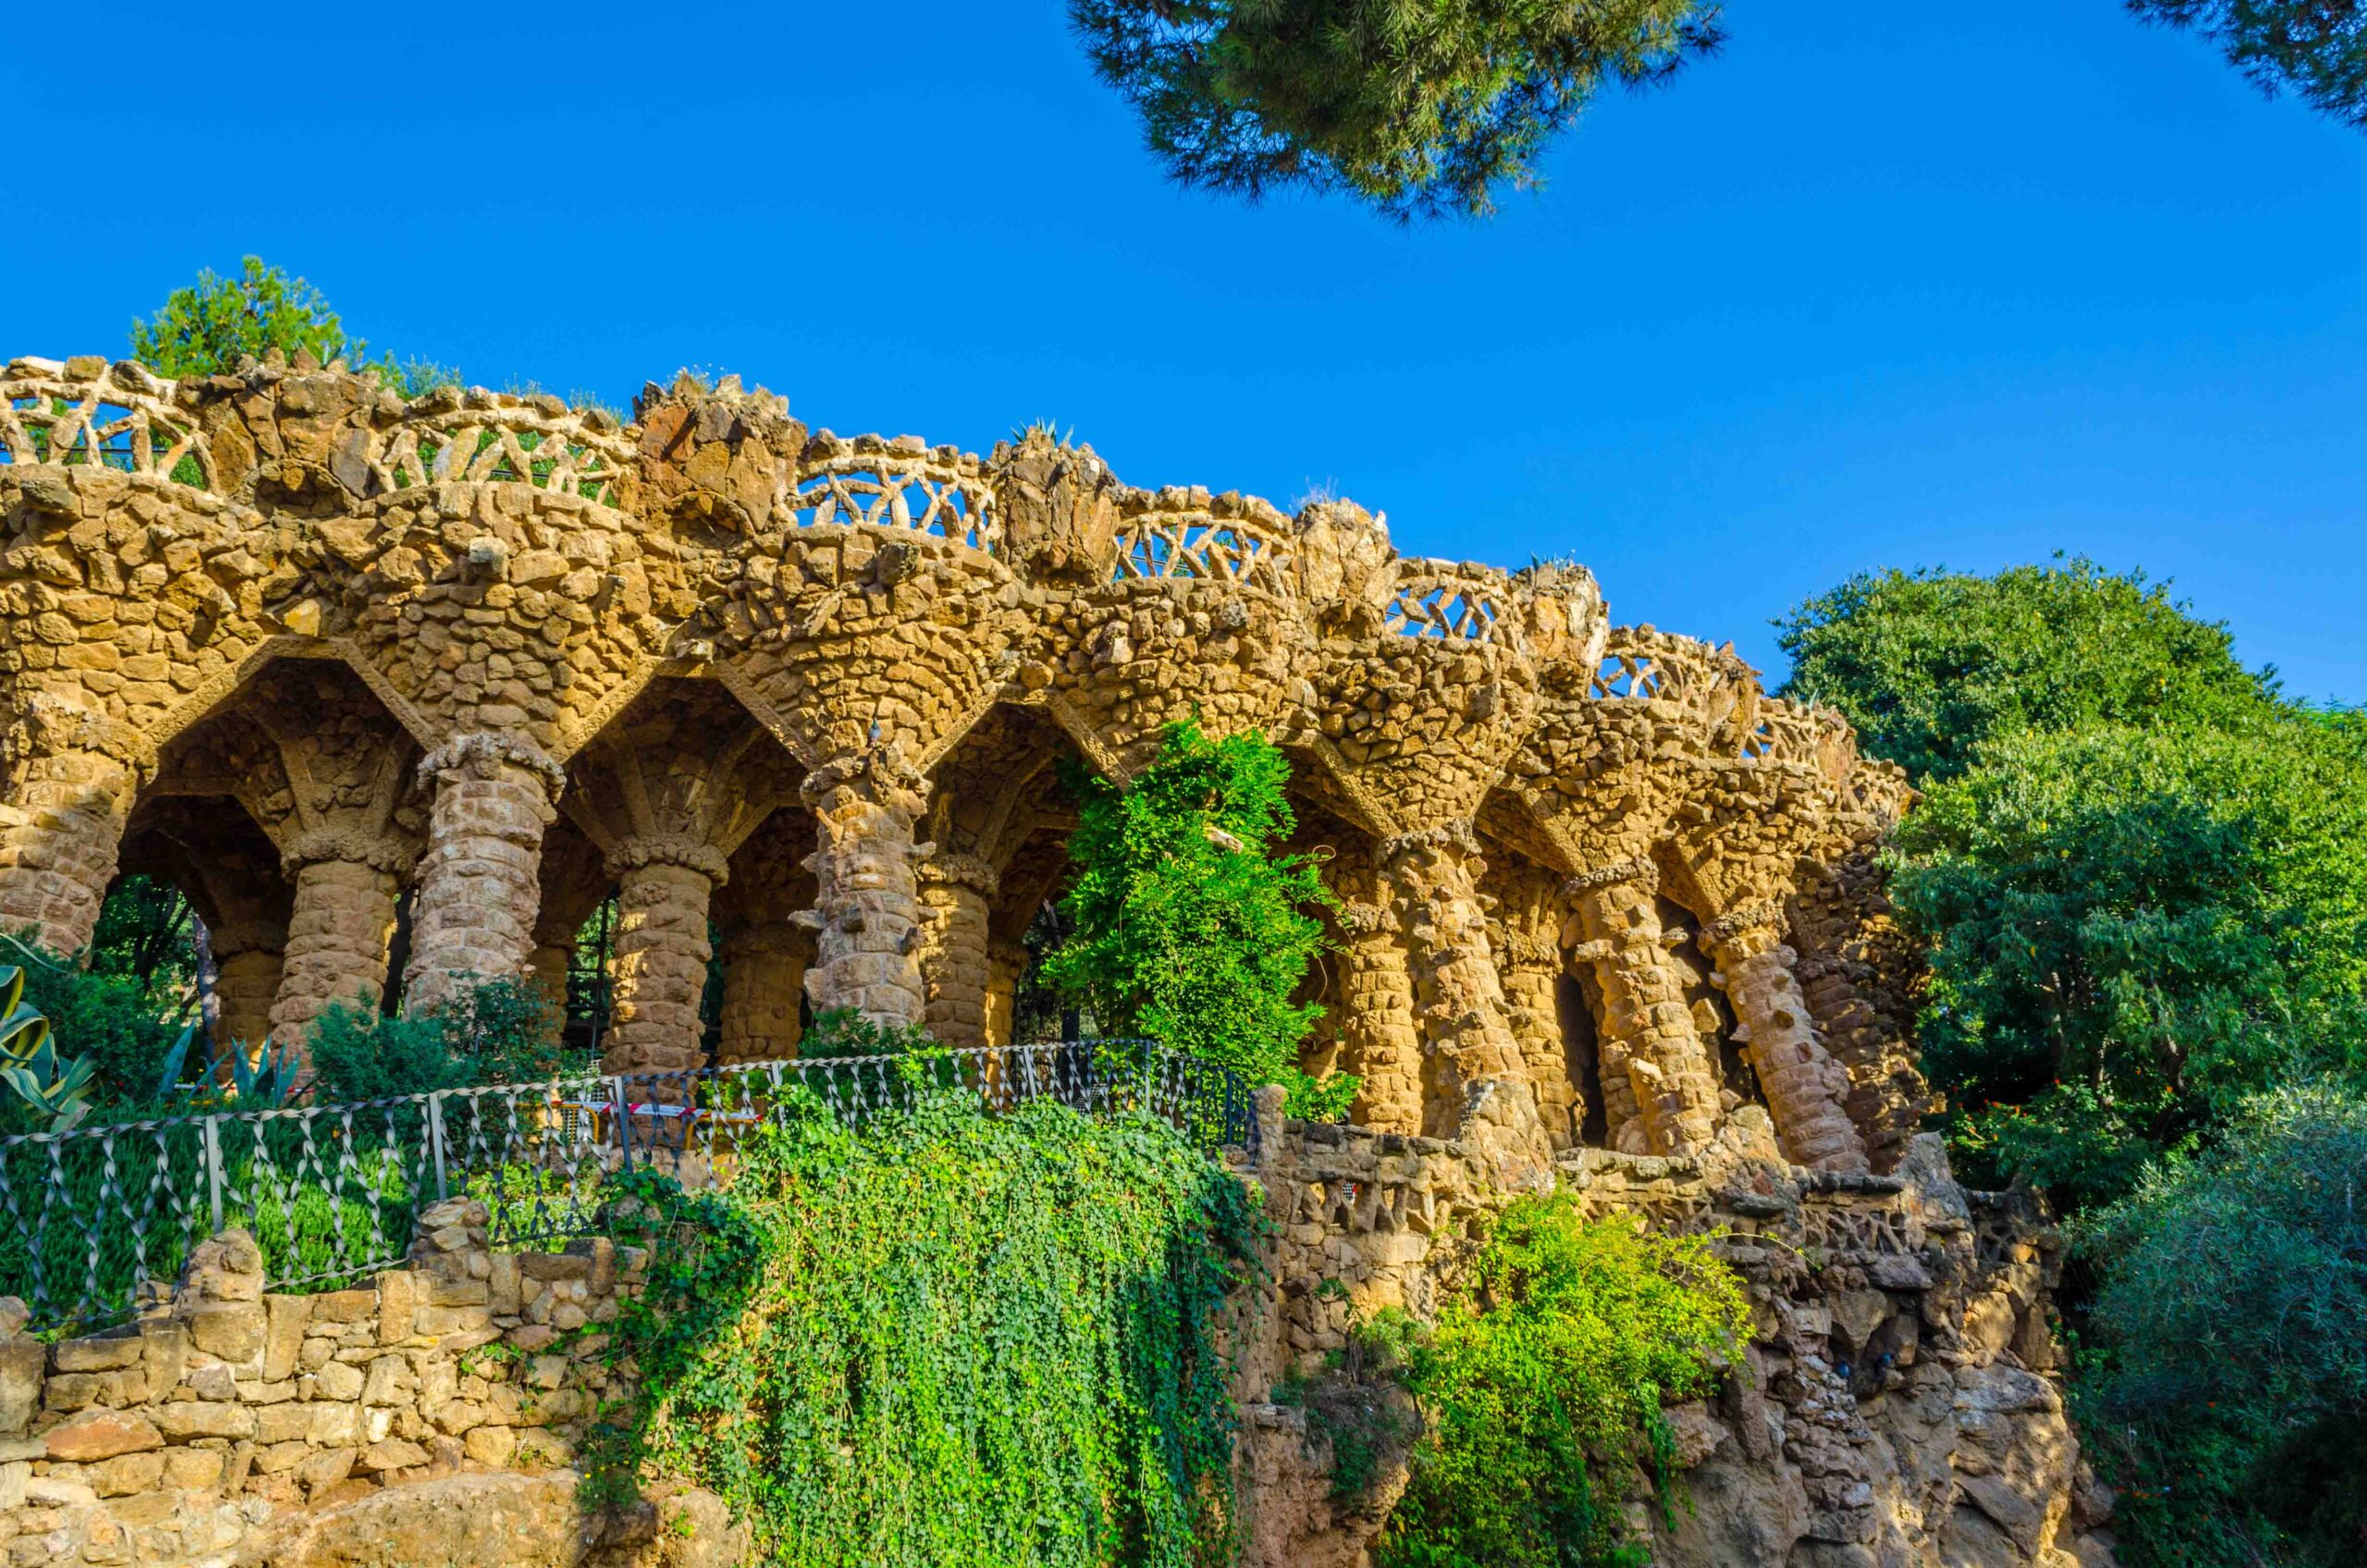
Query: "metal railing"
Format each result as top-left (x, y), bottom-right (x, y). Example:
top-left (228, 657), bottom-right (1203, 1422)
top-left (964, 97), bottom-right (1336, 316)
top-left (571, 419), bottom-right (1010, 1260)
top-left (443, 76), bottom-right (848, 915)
top-left (0, 1039), bottom-right (1254, 1339)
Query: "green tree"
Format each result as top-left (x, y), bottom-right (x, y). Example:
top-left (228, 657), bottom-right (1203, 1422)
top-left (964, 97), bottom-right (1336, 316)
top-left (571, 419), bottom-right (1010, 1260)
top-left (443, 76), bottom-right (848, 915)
top-left (1889, 717), bottom-right (2367, 1206)
top-left (1070, 1), bottom-right (1722, 220)
top-left (2072, 1082), bottom-right (2367, 1567)
top-left (130, 258), bottom-right (370, 380)
top-left (1775, 557), bottom-right (2275, 784)
top-left (1042, 717), bottom-right (1350, 1113)
top-left (2129, 2), bottom-right (2366, 130)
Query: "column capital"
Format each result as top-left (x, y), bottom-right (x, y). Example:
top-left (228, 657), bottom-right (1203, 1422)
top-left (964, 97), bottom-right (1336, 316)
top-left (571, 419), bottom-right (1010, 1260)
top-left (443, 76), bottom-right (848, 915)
top-left (282, 827), bottom-right (415, 879)
top-left (1335, 899), bottom-right (1393, 937)
top-left (918, 851), bottom-right (1000, 898)
top-left (416, 731), bottom-right (567, 798)
top-left (800, 743), bottom-right (927, 813)
top-left (1704, 898), bottom-right (1786, 950)
top-left (1561, 854), bottom-right (1657, 900)
top-left (1377, 819), bottom-right (1482, 863)
top-left (207, 917), bottom-right (289, 961)
top-left (605, 835), bottom-right (730, 886)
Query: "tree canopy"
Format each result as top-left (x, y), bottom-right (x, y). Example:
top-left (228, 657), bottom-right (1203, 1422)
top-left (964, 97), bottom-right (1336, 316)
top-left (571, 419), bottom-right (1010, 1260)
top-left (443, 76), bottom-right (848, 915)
top-left (2130, 1), bottom-right (2367, 130)
top-left (129, 257), bottom-right (370, 381)
top-left (130, 257), bottom-right (456, 394)
top-left (2073, 1082), bottom-right (2367, 1567)
top-left (1069, 0), bottom-right (1722, 220)
top-left (1891, 717), bottom-right (2367, 1206)
top-left (1775, 557), bottom-right (2275, 784)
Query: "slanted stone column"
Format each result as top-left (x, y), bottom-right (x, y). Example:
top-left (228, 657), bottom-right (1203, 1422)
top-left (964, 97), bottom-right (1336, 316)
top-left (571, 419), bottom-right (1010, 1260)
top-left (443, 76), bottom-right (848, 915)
top-left (1380, 824), bottom-right (1551, 1182)
top-left (717, 924), bottom-right (811, 1062)
top-left (983, 936), bottom-right (1026, 1050)
top-left (208, 918), bottom-right (288, 1059)
top-left (1562, 860), bottom-right (1723, 1158)
top-left (1498, 924), bottom-right (1581, 1151)
top-left (404, 734), bottom-right (563, 1015)
top-left (797, 751), bottom-right (930, 1028)
top-left (1334, 900), bottom-right (1425, 1134)
top-left (1705, 903), bottom-right (1869, 1173)
top-left (0, 744), bottom-right (136, 958)
top-left (601, 839), bottom-right (726, 1076)
top-left (269, 833), bottom-right (408, 1047)
top-left (918, 853), bottom-right (998, 1051)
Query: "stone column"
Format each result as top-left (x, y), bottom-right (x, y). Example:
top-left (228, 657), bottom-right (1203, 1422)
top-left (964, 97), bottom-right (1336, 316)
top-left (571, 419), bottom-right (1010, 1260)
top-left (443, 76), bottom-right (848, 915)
top-left (0, 744), bottom-right (136, 959)
top-left (1562, 860), bottom-right (1723, 1158)
top-left (207, 918), bottom-right (288, 1059)
top-left (1705, 903), bottom-right (1869, 1173)
top-left (1380, 824), bottom-right (1551, 1182)
top-left (796, 751), bottom-right (929, 1028)
top-left (717, 924), bottom-right (811, 1062)
top-left (1499, 925), bottom-right (1581, 1151)
top-left (983, 936), bottom-right (1025, 1050)
top-left (1334, 900), bottom-right (1425, 1134)
top-left (269, 835), bottom-right (408, 1047)
top-left (526, 916), bottom-right (577, 1047)
top-left (917, 853), bottom-right (997, 1051)
top-left (404, 734), bottom-right (563, 1015)
top-left (601, 839), bottom-right (726, 1076)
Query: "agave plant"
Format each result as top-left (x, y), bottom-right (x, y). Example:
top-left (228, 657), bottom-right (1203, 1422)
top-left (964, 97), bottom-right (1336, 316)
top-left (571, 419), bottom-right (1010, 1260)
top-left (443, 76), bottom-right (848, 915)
top-left (0, 961), bottom-right (99, 1132)
top-left (213, 1035), bottom-right (302, 1109)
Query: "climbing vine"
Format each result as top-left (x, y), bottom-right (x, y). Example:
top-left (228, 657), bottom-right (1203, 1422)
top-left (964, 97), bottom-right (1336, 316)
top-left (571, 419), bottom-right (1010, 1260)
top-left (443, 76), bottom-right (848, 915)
top-left (591, 1078), bottom-right (1264, 1567)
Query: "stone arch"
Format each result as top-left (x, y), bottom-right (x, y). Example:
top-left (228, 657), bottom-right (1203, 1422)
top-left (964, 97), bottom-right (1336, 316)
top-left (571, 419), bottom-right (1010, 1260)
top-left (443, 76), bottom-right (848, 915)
top-left (917, 704), bottom-right (1085, 1050)
top-left (553, 675), bottom-right (804, 1074)
top-left (113, 795), bottom-right (291, 1060)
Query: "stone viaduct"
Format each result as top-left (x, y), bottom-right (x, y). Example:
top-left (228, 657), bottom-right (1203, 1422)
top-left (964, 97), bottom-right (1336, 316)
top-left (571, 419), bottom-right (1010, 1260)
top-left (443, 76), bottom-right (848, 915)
top-left (0, 352), bottom-right (1932, 1178)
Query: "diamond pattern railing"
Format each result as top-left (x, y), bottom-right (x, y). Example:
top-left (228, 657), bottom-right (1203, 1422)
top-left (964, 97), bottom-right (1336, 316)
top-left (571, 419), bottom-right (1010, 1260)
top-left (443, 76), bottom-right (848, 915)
top-left (0, 1040), bottom-right (1252, 1338)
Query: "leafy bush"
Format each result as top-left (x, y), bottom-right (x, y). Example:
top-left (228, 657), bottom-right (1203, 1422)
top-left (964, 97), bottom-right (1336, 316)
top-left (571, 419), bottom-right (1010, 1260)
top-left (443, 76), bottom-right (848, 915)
top-left (591, 1081), bottom-right (1262, 1566)
top-left (1888, 718), bottom-right (2367, 1207)
top-left (1377, 1195), bottom-right (1750, 1568)
top-left (2072, 1083), bottom-right (2367, 1567)
top-left (306, 978), bottom-right (568, 1102)
top-left (1042, 717), bottom-right (1354, 1116)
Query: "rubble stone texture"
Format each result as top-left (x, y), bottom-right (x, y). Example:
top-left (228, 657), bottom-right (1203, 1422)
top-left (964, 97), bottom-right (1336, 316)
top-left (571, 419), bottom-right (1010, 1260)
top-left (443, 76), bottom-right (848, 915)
top-left (0, 351), bottom-right (1930, 1171)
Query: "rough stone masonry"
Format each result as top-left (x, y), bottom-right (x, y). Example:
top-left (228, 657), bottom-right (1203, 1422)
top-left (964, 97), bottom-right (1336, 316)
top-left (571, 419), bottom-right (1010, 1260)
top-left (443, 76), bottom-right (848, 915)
top-left (0, 351), bottom-right (1933, 1181)
top-left (0, 353), bottom-right (2112, 1567)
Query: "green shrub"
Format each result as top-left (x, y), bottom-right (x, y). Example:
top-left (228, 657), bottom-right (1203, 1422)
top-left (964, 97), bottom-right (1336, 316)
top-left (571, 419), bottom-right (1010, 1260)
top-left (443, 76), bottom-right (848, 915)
top-left (2071, 1082), bottom-right (2367, 1568)
top-left (1042, 717), bottom-right (1354, 1116)
top-left (591, 1081), bottom-right (1261, 1566)
top-left (1377, 1195), bottom-right (1750, 1568)
top-left (306, 978), bottom-right (569, 1103)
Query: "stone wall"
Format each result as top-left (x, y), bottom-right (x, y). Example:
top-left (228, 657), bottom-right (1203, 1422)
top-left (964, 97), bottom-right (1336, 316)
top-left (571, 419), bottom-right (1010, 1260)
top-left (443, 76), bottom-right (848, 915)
top-left (1229, 1092), bottom-right (2117, 1568)
top-left (0, 1204), bottom-right (740, 1568)
top-left (0, 1110), bottom-right (2111, 1568)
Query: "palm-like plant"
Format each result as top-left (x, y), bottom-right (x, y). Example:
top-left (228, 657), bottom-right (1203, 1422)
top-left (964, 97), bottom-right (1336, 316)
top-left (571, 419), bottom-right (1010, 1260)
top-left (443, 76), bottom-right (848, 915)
top-left (0, 962), bottom-right (98, 1132)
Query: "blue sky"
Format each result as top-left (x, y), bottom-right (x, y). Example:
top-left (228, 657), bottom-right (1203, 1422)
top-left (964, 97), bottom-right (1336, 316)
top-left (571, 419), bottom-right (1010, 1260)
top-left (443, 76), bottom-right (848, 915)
top-left (6, 4), bottom-right (2361, 699)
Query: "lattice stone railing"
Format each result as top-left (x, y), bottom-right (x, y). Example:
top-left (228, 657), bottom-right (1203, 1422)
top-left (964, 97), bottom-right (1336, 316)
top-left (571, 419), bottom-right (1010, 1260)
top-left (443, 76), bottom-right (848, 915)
top-left (0, 358), bottom-right (214, 491)
top-left (1111, 493), bottom-right (1294, 594)
top-left (788, 435), bottom-right (1001, 556)
top-left (367, 390), bottom-right (633, 505)
top-left (1740, 698), bottom-right (1849, 772)
top-left (1590, 627), bottom-right (1738, 703)
top-left (1383, 562), bottom-right (1513, 643)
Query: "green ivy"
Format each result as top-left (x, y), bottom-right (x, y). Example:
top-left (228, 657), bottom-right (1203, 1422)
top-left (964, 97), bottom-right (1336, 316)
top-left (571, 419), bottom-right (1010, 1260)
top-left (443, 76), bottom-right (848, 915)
top-left (1043, 717), bottom-right (1354, 1117)
top-left (590, 1076), bottom-right (1263, 1567)
top-left (1377, 1195), bottom-right (1751, 1568)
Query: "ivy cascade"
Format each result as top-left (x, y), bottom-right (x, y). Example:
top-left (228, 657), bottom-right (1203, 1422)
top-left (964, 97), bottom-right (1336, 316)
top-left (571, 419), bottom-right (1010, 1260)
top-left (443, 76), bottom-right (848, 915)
top-left (594, 1078), bottom-right (1262, 1567)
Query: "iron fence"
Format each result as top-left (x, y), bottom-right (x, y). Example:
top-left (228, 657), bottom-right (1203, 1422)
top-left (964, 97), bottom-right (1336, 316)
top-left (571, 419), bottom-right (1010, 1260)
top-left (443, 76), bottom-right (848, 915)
top-left (0, 1039), bottom-right (1254, 1339)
